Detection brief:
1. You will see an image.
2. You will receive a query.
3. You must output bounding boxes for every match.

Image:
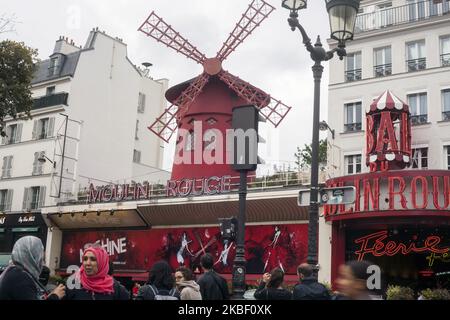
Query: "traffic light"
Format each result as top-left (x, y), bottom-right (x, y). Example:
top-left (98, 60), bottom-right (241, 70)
top-left (219, 217), bottom-right (238, 240)
top-left (231, 105), bottom-right (265, 171)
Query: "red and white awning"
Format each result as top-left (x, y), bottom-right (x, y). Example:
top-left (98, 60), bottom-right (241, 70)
top-left (368, 90), bottom-right (409, 112)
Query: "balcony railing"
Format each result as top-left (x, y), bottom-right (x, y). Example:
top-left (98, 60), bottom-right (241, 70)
top-left (443, 111), bottom-right (450, 121)
top-left (442, 53), bottom-right (450, 67)
top-left (33, 92), bottom-right (68, 110)
top-left (344, 123), bottom-right (362, 132)
top-left (345, 69), bottom-right (362, 82)
top-left (374, 63), bottom-right (392, 77)
top-left (355, 0), bottom-right (450, 34)
top-left (406, 58), bottom-right (426, 72)
top-left (411, 114), bottom-right (428, 125)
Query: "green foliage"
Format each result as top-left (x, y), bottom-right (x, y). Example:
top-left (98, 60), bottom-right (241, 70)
top-left (294, 139), bottom-right (328, 170)
top-left (0, 40), bottom-right (38, 135)
top-left (419, 288), bottom-right (450, 300)
top-left (386, 285), bottom-right (415, 300)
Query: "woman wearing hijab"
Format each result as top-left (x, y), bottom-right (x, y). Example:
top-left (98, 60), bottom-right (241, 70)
top-left (65, 246), bottom-right (128, 300)
top-left (0, 236), bottom-right (65, 300)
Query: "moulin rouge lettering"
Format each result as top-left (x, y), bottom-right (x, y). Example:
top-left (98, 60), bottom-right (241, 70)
top-left (324, 173), bottom-right (450, 216)
top-left (354, 230), bottom-right (449, 261)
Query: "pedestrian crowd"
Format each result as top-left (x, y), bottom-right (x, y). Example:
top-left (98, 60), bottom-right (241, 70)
top-left (0, 235), bottom-right (380, 301)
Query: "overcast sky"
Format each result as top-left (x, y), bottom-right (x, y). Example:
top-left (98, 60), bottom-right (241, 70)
top-left (2, 0), bottom-right (334, 175)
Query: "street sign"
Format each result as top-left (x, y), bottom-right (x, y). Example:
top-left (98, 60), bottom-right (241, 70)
top-left (319, 186), bottom-right (356, 205)
top-left (298, 186), bottom-right (356, 207)
top-left (298, 189), bottom-right (311, 206)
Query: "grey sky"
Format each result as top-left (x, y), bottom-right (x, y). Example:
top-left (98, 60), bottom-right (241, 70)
top-left (2, 0), bottom-right (334, 174)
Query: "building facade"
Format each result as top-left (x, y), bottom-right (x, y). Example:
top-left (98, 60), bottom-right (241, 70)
top-left (0, 29), bottom-right (170, 254)
top-left (319, 0), bottom-right (450, 292)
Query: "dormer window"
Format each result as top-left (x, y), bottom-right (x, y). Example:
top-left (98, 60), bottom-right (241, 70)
top-left (49, 57), bottom-right (59, 76)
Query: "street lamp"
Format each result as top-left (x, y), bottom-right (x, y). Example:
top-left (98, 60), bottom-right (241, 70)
top-left (282, 0), bottom-right (359, 277)
top-left (38, 154), bottom-right (56, 168)
top-left (319, 120), bottom-right (335, 140)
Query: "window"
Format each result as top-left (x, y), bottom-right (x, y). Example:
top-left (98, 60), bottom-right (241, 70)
top-left (1, 156), bottom-right (13, 179)
top-left (441, 36), bottom-right (450, 67)
top-left (133, 150), bottom-right (141, 163)
top-left (344, 102), bottom-right (362, 132)
top-left (1, 124), bottom-right (22, 145)
top-left (374, 46), bottom-right (392, 77)
top-left (0, 190), bottom-right (13, 212)
top-left (443, 89), bottom-right (450, 121)
top-left (138, 93), bottom-right (146, 113)
top-left (185, 131), bottom-right (195, 151)
top-left (48, 57), bottom-right (59, 76)
top-left (22, 187), bottom-right (45, 210)
top-left (135, 120), bottom-right (139, 140)
top-left (32, 152), bottom-right (45, 176)
top-left (407, 93), bottom-right (428, 125)
top-left (345, 155), bottom-right (362, 175)
top-left (345, 52), bottom-right (362, 81)
top-left (407, 0), bottom-right (426, 21)
top-left (46, 86), bottom-right (56, 95)
top-left (376, 2), bottom-right (393, 28)
top-left (412, 148), bottom-right (428, 169)
top-left (446, 146), bottom-right (450, 170)
top-left (32, 117), bottom-right (55, 140)
top-left (406, 41), bottom-right (426, 71)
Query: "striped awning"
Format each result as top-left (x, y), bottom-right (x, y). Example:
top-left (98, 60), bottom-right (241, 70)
top-left (368, 90), bottom-right (409, 113)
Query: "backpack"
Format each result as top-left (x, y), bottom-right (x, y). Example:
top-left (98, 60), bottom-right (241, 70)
top-left (148, 285), bottom-right (179, 300)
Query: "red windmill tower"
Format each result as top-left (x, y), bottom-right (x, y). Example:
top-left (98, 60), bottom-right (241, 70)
top-left (138, 0), bottom-right (293, 181)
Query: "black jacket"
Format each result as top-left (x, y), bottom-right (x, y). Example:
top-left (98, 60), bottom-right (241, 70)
top-left (64, 279), bottom-right (130, 300)
top-left (292, 277), bottom-right (331, 300)
top-left (0, 265), bottom-right (59, 300)
top-left (197, 271), bottom-right (229, 300)
top-left (254, 282), bottom-right (292, 300)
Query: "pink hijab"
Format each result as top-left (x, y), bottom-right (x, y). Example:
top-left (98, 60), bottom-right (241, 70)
top-left (79, 247), bottom-right (114, 294)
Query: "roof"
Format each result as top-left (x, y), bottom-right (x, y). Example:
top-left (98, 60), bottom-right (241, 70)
top-left (31, 51), bottom-right (81, 85)
top-left (368, 90), bottom-right (409, 113)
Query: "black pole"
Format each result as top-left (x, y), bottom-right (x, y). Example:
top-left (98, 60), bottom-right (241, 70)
top-left (232, 170), bottom-right (247, 299)
top-left (58, 114), bottom-right (68, 199)
top-left (307, 62), bottom-right (323, 274)
top-left (287, 11), bottom-right (347, 279)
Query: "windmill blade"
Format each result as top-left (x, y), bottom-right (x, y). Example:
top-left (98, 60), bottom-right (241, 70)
top-left (139, 11), bottom-right (207, 65)
top-left (216, 0), bottom-right (275, 61)
top-left (218, 70), bottom-right (292, 128)
top-left (148, 104), bottom-right (179, 143)
top-left (148, 73), bottom-right (210, 143)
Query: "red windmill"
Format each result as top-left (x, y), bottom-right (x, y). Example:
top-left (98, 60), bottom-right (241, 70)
top-left (138, 0), bottom-right (293, 181)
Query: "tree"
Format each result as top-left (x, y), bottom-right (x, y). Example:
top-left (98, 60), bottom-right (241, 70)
top-left (0, 40), bottom-right (38, 136)
top-left (294, 139), bottom-right (328, 171)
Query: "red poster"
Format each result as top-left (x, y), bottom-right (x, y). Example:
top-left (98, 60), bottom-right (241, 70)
top-left (60, 224), bottom-right (308, 275)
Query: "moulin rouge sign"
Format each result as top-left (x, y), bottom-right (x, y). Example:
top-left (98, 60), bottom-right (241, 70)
top-left (88, 176), bottom-right (232, 203)
top-left (325, 91), bottom-right (450, 219)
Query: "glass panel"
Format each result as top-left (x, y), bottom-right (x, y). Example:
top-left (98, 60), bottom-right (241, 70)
top-left (385, 47), bottom-right (391, 64)
top-left (347, 54), bottom-right (355, 71)
top-left (418, 41), bottom-right (425, 58)
top-left (407, 43), bottom-right (417, 60)
top-left (442, 37), bottom-right (450, 55)
top-left (375, 48), bottom-right (383, 66)
top-left (345, 104), bottom-right (354, 124)
top-left (443, 90), bottom-right (450, 112)
top-left (419, 93), bottom-right (427, 115)
top-left (408, 95), bottom-right (418, 115)
top-left (356, 103), bottom-right (362, 124)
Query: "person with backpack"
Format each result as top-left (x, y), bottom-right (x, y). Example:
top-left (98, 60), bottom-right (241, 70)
top-left (197, 253), bottom-right (229, 300)
top-left (64, 246), bottom-right (129, 300)
top-left (292, 263), bottom-right (330, 300)
top-left (136, 260), bottom-right (180, 300)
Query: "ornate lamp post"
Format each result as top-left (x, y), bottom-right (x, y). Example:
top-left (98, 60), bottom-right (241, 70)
top-left (281, 0), bottom-right (360, 277)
